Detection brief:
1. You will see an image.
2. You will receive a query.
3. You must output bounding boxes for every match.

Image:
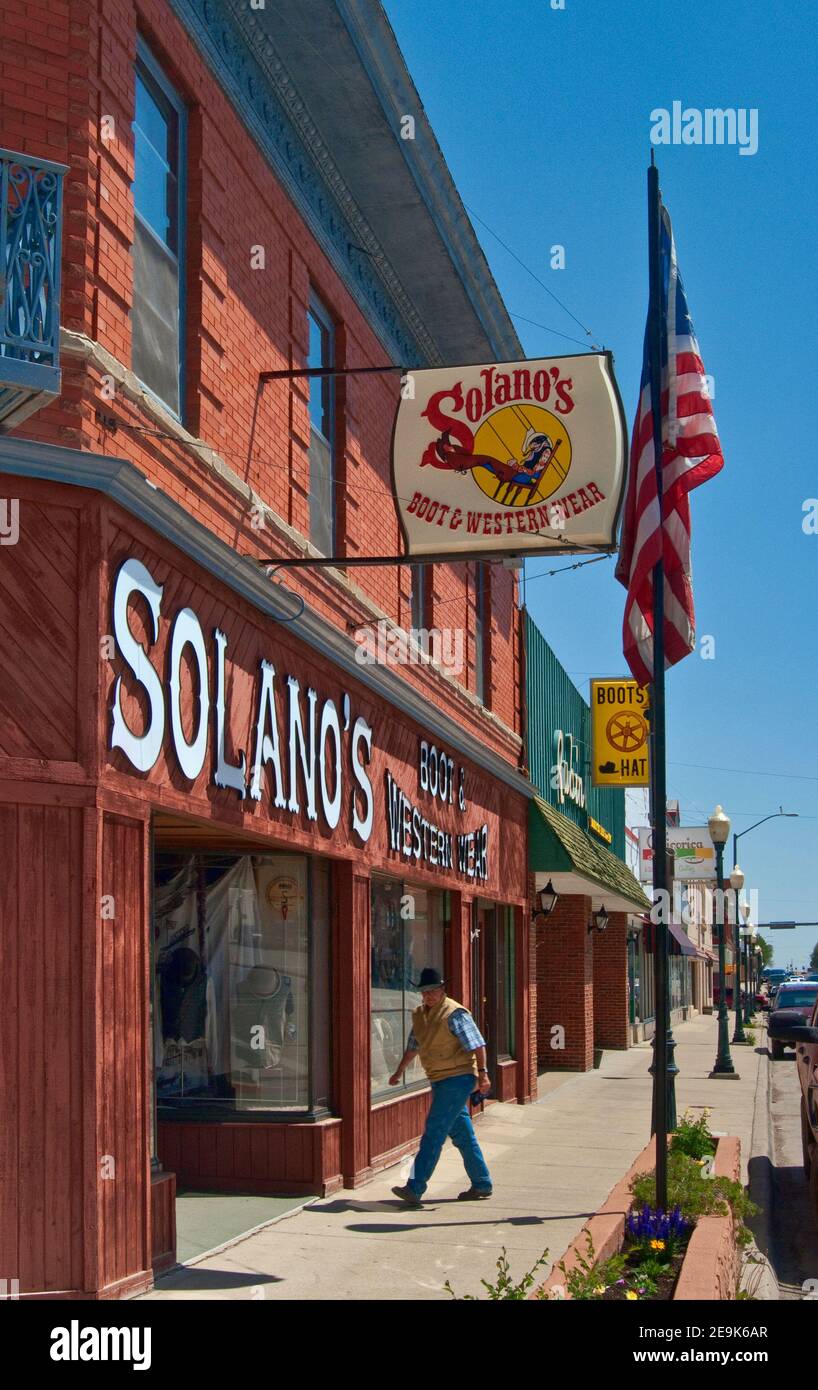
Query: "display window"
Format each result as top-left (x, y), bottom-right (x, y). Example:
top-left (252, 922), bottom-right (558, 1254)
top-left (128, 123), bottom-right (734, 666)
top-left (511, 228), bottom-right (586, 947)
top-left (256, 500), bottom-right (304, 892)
top-left (370, 875), bottom-right (448, 1099)
top-left (495, 905), bottom-right (516, 1060)
top-left (152, 849), bottom-right (331, 1115)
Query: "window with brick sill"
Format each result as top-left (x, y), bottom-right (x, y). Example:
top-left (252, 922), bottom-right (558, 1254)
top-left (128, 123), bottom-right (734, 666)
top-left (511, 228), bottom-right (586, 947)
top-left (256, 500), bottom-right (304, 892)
top-left (410, 563), bottom-right (431, 635)
top-left (307, 293), bottom-right (336, 556)
top-left (132, 41), bottom-right (186, 418)
top-left (474, 562), bottom-right (491, 707)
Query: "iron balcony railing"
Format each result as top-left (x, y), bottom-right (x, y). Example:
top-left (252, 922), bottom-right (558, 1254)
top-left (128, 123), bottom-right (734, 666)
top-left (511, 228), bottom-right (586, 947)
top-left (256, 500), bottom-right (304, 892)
top-left (0, 147), bottom-right (68, 430)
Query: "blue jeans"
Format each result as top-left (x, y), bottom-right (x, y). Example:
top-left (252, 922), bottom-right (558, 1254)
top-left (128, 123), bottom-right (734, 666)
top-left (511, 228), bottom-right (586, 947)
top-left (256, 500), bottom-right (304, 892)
top-left (408, 1073), bottom-right (492, 1198)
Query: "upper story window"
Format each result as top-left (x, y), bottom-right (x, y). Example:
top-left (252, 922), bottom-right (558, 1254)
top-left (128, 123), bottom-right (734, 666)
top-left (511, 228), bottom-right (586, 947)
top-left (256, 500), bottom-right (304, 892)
top-left (410, 564), bottom-right (428, 634)
top-left (474, 562), bottom-right (490, 705)
top-left (132, 42), bottom-right (186, 417)
top-left (307, 294), bottom-right (336, 556)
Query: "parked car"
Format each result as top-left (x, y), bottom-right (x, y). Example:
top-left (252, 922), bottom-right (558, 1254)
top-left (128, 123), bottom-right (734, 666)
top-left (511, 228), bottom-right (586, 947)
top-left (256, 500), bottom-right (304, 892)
top-left (788, 997), bottom-right (818, 1230)
top-left (767, 982), bottom-right (818, 1060)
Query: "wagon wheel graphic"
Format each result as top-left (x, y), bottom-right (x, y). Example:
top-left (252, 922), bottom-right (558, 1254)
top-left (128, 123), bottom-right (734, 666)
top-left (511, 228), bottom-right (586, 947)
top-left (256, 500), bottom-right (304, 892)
top-left (606, 711), bottom-right (648, 753)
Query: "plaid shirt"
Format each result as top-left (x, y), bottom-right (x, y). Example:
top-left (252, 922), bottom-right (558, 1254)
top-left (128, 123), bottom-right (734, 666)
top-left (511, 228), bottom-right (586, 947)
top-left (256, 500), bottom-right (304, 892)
top-left (407, 1007), bottom-right (486, 1055)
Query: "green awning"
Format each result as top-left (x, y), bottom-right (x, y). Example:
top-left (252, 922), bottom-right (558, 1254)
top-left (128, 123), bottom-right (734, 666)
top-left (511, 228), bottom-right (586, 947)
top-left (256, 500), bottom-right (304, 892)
top-left (529, 794), bottom-right (651, 913)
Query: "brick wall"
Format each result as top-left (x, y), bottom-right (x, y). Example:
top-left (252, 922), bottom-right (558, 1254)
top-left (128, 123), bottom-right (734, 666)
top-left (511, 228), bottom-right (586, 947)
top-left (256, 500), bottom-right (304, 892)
top-left (535, 892), bottom-right (594, 1070)
top-left (3, 0), bottom-right (521, 757)
top-left (592, 910), bottom-right (630, 1049)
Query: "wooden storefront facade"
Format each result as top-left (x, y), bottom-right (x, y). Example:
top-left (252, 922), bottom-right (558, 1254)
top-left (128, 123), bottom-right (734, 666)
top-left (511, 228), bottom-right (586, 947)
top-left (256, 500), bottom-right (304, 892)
top-left (0, 454), bottom-right (531, 1298)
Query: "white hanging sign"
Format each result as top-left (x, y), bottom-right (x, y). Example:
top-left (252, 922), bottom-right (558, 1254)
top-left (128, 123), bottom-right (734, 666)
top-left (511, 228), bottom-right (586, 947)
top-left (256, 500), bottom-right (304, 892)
top-left (392, 352), bottom-right (627, 556)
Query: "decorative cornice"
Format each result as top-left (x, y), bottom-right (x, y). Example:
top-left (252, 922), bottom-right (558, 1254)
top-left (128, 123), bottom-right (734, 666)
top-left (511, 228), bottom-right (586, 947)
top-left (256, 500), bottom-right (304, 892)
top-left (165, 0), bottom-right (439, 367)
top-left (0, 436), bottom-right (530, 798)
top-left (335, 0), bottom-right (522, 362)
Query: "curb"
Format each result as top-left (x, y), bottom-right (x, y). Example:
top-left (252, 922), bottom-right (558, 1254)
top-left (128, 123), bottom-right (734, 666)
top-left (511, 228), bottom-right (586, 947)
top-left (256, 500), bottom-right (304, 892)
top-left (747, 1021), bottom-right (776, 1262)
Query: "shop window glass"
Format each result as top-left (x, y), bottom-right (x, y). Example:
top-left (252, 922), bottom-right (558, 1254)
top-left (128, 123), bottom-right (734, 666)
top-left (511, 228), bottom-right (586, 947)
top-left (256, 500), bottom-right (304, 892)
top-left (670, 956), bottom-right (684, 1012)
top-left (132, 46), bottom-right (185, 416)
top-left (153, 850), bottom-right (330, 1114)
top-left (370, 877), bottom-right (447, 1099)
top-left (643, 948), bottom-right (655, 1023)
top-left (495, 906), bottom-right (516, 1059)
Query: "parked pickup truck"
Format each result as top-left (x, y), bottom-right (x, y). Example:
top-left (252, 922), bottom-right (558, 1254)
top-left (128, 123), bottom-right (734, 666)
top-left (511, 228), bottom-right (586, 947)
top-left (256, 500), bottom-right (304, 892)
top-left (767, 982), bottom-right (818, 1060)
top-left (781, 996), bottom-right (818, 1232)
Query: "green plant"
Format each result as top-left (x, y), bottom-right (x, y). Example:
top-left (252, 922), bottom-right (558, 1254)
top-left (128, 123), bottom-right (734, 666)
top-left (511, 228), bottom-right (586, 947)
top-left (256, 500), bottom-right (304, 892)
top-left (670, 1108), bottom-right (716, 1161)
top-left (555, 1231), bottom-right (628, 1300)
top-left (631, 1152), bottom-right (758, 1238)
top-left (632, 1252), bottom-right (671, 1281)
top-left (444, 1247), bottom-right (550, 1300)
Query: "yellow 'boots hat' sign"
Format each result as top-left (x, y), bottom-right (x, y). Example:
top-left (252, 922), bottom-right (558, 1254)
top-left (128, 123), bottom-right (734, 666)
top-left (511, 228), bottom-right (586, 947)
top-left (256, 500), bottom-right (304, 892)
top-left (590, 679), bottom-right (650, 787)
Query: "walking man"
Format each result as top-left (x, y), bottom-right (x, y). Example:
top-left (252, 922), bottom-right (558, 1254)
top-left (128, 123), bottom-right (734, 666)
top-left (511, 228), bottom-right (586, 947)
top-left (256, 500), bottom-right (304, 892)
top-left (389, 967), bottom-right (493, 1207)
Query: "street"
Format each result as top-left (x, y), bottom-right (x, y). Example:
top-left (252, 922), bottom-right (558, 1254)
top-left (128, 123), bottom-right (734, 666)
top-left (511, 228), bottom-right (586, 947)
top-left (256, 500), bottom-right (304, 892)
top-left (764, 1025), bottom-right (818, 1298)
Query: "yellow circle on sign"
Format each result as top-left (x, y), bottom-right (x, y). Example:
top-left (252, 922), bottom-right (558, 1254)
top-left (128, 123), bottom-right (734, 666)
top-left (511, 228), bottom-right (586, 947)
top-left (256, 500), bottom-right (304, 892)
top-left (472, 405), bottom-right (571, 507)
top-left (606, 711), bottom-right (648, 753)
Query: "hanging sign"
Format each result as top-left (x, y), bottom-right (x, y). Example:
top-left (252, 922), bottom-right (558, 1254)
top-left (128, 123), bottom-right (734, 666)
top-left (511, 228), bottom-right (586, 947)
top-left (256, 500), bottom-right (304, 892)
top-left (590, 678), bottom-right (651, 786)
top-left (392, 353), bottom-right (627, 556)
top-left (637, 827), bottom-right (717, 882)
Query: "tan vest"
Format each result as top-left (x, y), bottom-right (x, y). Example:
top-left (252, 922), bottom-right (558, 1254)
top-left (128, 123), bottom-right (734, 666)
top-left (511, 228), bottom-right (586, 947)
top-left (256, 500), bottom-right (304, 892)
top-left (412, 996), bottom-right (478, 1083)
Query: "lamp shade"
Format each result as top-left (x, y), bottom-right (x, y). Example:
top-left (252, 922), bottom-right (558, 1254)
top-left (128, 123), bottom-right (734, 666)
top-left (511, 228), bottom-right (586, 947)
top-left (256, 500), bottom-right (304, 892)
top-left (730, 864), bottom-right (745, 892)
top-left (708, 804), bottom-right (730, 845)
top-left (537, 880), bottom-right (558, 916)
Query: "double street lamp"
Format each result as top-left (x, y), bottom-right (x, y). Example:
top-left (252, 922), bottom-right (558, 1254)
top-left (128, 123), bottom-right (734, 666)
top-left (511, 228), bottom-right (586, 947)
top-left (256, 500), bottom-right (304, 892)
top-left (731, 808), bottom-right (797, 1031)
top-left (742, 904), bottom-right (755, 1024)
top-left (709, 805), bottom-right (738, 1078)
top-left (730, 863), bottom-right (747, 1044)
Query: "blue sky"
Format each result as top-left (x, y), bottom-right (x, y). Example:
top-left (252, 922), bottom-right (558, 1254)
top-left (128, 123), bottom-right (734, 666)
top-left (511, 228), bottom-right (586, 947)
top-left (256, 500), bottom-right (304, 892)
top-left (384, 0), bottom-right (817, 967)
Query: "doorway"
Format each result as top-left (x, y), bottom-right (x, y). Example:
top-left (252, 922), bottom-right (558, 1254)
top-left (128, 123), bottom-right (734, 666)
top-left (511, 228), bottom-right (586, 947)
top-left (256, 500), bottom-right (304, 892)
top-left (470, 900), bottom-right (516, 1087)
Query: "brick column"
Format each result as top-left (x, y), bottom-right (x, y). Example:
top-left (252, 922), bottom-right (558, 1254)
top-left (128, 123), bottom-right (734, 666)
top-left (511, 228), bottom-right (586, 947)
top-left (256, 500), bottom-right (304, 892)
top-left (593, 910), bottom-right (630, 1050)
top-left (536, 893), bottom-right (594, 1070)
top-left (448, 890), bottom-right (470, 1006)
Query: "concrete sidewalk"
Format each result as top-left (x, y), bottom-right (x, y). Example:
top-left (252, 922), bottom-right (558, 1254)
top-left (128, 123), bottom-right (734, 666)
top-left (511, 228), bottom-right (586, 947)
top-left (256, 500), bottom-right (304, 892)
top-left (142, 1013), bottom-right (765, 1301)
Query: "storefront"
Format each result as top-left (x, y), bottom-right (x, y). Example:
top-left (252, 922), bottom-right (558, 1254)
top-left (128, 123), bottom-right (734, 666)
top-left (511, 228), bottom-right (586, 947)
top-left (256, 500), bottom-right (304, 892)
top-left (524, 615), bottom-right (650, 1070)
top-left (0, 454), bottom-right (531, 1295)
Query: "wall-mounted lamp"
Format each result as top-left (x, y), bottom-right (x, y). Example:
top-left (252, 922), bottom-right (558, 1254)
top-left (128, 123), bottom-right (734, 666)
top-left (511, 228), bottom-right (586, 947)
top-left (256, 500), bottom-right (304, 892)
top-left (533, 880), bottom-right (559, 924)
top-left (589, 905), bottom-right (609, 934)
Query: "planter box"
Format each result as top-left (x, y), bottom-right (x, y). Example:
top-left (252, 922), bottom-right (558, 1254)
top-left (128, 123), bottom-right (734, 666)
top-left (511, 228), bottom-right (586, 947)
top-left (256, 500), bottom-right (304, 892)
top-left (673, 1137), bottom-right (741, 1301)
top-left (534, 1135), bottom-right (741, 1301)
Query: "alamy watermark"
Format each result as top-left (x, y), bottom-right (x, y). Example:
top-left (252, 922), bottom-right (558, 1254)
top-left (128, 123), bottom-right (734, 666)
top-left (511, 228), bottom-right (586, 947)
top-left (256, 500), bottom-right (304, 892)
top-left (651, 103), bottom-right (759, 157)
top-left (354, 621), bottom-right (464, 676)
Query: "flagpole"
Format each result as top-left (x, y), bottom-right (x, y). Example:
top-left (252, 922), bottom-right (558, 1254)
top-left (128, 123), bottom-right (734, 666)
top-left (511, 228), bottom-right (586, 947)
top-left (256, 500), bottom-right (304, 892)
top-left (647, 151), bottom-right (672, 1214)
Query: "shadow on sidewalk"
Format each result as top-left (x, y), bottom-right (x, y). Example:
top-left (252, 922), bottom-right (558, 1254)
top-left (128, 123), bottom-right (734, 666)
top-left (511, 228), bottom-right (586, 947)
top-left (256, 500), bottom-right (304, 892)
top-left (304, 1201), bottom-right (591, 1233)
top-left (155, 1267), bottom-right (284, 1292)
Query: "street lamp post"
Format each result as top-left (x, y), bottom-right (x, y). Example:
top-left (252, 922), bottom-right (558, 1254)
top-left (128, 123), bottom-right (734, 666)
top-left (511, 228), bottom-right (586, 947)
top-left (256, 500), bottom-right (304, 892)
top-left (729, 809), bottom-right (797, 1036)
top-left (730, 864), bottom-right (747, 1044)
top-left (709, 806), bottom-right (738, 1078)
top-left (742, 906), bottom-right (754, 1022)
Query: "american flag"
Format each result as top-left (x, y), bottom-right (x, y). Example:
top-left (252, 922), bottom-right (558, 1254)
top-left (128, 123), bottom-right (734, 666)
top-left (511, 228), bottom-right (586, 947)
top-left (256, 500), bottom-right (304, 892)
top-left (615, 202), bottom-right (724, 687)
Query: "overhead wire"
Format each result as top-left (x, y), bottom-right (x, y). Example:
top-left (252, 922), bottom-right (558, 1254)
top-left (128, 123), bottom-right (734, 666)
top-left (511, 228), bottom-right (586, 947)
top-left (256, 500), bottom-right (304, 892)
top-left (463, 202), bottom-right (603, 350)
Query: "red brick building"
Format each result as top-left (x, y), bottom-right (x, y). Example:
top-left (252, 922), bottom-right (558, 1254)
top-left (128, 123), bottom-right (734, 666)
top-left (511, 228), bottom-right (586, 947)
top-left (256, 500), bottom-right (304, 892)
top-left (0, 0), bottom-right (534, 1297)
